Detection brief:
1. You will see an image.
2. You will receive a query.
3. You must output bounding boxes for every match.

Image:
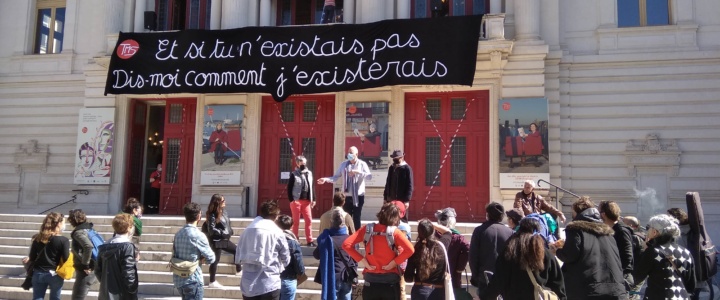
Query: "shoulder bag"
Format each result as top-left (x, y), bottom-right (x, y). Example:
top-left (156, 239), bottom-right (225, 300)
top-left (526, 267), bottom-right (558, 300)
top-left (439, 243), bottom-right (455, 300)
top-left (169, 240), bottom-right (199, 278)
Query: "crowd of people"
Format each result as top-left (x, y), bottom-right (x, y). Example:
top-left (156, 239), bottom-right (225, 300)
top-left (21, 148), bottom-right (708, 300)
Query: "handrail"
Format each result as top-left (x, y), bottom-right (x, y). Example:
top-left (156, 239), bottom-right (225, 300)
top-left (537, 179), bottom-right (580, 210)
top-left (39, 190), bottom-right (89, 215)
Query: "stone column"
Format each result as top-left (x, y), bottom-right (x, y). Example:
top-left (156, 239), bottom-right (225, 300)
top-left (259, 0), bottom-right (272, 26)
top-left (396, 0), bottom-right (410, 19)
top-left (513, 0), bottom-right (540, 41)
top-left (123, 0), bottom-right (135, 32)
top-left (105, 0), bottom-right (125, 35)
top-left (248, 0), bottom-right (259, 26)
top-left (211, 0), bottom-right (222, 29)
top-left (133, 0), bottom-right (147, 32)
top-left (345, 0), bottom-right (355, 23)
top-left (490, 0), bottom-right (502, 13)
top-left (222, 0), bottom-right (245, 28)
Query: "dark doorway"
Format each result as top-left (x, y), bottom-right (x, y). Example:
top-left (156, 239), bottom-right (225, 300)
top-left (125, 101), bottom-right (165, 214)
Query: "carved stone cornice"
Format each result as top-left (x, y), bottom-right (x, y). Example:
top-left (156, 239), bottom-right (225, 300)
top-left (14, 140), bottom-right (49, 174)
top-left (624, 134), bottom-right (681, 176)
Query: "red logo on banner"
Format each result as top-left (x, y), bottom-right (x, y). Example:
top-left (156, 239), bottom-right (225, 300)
top-left (502, 102), bottom-right (511, 111)
top-left (208, 108), bottom-right (214, 116)
top-left (117, 39), bottom-right (139, 59)
top-left (81, 127), bottom-right (87, 133)
top-left (348, 105), bottom-right (357, 114)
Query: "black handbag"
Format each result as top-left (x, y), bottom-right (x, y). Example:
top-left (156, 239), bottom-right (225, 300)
top-left (21, 262), bottom-right (33, 290)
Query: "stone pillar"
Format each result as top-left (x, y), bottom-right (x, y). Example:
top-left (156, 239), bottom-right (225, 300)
top-left (513, 0), bottom-right (540, 41)
top-left (222, 0), bottom-right (245, 29)
top-left (248, 0), bottom-right (259, 26)
top-left (360, 0), bottom-right (385, 23)
top-left (134, 0), bottom-right (147, 32)
top-left (123, 0), bottom-right (135, 32)
top-left (490, 0), bottom-right (502, 13)
top-left (259, 0), bottom-right (272, 26)
top-left (105, 0), bottom-right (125, 35)
top-left (211, 0), bottom-right (222, 29)
top-left (345, 0), bottom-right (355, 23)
top-left (396, 0), bottom-right (410, 19)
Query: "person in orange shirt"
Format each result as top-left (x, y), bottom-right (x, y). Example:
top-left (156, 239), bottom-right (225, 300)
top-left (342, 202), bottom-right (414, 300)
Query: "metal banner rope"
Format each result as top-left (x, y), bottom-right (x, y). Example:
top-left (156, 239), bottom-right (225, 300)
top-left (420, 98), bottom-right (476, 218)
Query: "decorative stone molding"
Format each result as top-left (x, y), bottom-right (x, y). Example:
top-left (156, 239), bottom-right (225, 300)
top-left (624, 134), bottom-right (681, 176)
top-left (482, 14), bottom-right (506, 40)
top-left (14, 140), bottom-right (49, 174)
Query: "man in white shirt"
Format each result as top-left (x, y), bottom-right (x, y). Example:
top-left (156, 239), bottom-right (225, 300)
top-left (317, 146), bottom-right (371, 231)
top-left (235, 201), bottom-right (290, 300)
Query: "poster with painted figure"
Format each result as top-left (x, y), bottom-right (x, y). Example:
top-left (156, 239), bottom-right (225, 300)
top-left (74, 108), bottom-right (115, 184)
top-left (498, 98), bottom-right (550, 189)
top-left (345, 102), bottom-right (389, 187)
top-left (201, 105), bottom-right (244, 185)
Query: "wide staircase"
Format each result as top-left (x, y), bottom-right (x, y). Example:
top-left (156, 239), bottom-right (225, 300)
top-left (0, 214), bottom-right (481, 299)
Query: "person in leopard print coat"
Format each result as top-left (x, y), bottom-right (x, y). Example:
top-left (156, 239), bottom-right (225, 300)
top-left (633, 214), bottom-right (697, 300)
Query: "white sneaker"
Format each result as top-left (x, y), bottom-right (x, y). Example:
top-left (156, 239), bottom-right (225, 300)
top-left (208, 281), bottom-right (224, 288)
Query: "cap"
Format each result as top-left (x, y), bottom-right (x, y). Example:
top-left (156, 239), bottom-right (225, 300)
top-left (506, 208), bottom-right (525, 223)
top-left (390, 150), bottom-right (405, 158)
top-left (391, 200), bottom-right (406, 218)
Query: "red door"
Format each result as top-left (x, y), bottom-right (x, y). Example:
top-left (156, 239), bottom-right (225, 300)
top-left (258, 96), bottom-right (335, 216)
top-left (159, 98), bottom-right (196, 215)
top-left (405, 91), bottom-right (489, 222)
top-left (124, 100), bottom-right (147, 201)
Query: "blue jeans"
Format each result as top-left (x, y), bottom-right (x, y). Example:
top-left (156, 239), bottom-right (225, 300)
top-left (321, 5), bottom-right (335, 24)
top-left (280, 278), bottom-right (297, 300)
top-left (32, 271), bottom-right (63, 300)
top-left (336, 280), bottom-right (353, 300)
top-left (177, 280), bottom-right (204, 300)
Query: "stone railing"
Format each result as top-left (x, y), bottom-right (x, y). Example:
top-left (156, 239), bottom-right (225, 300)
top-left (482, 14), bottom-right (506, 40)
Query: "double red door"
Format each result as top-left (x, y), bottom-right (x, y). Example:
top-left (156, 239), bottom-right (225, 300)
top-left (159, 99), bottom-right (196, 214)
top-left (258, 96), bottom-right (336, 215)
top-left (404, 91), bottom-right (489, 222)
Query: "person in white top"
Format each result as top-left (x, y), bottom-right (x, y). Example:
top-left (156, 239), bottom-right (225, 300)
top-left (317, 146), bottom-right (371, 231)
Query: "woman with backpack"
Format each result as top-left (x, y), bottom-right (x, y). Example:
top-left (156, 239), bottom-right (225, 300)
top-left (314, 210), bottom-right (357, 300)
top-left (68, 209), bottom-right (99, 300)
top-left (633, 214), bottom-right (696, 299)
top-left (404, 219), bottom-right (448, 300)
top-left (206, 194), bottom-right (241, 288)
top-left (28, 212), bottom-right (70, 300)
top-left (481, 217), bottom-right (566, 299)
top-left (342, 202), bottom-right (415, 300)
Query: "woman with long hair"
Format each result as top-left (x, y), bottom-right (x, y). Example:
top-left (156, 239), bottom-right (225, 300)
top-left (481, 217), bottom-right (566, 300)
top-left (633, 214), bottom-right (696, 299)
top-left (68, 209), bottom-right (98, 300)
top-left (122, 197), bottom-right (143, 247)
top-left (28, 212), bottom-right (70, 300)
top-left (206, 194), bottom-right (241, 288)
top-left (404, 218), bottom-right (447, 300)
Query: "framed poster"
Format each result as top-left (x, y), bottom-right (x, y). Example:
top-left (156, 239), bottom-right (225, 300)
top-left (200, 105), bottom-right (244, 185)
top-left (345, 102), bottom-right (389, 187)
top-left (74, 108), bottom-right (115, 184)
top-left (498, 98), bottom-right (550, 189)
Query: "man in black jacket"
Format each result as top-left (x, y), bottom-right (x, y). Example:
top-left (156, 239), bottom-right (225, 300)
top-left (469, 202), bottom-right (514, 296)
top-left (95, 213), bottom-right (139, 300)
top-left (600, 201), bottom-right (635, 292)
top-left (384, 149), bottom-right (413, 222)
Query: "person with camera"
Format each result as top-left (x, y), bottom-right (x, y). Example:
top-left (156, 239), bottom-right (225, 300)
top-left (314, 210), bottom-right (358, 300)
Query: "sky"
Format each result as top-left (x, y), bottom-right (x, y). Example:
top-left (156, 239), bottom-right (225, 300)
top-left (498, 98), bottom-right (548, 125)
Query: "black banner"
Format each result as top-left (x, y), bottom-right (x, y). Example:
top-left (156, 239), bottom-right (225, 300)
top-left (104, 15), bottom-right (482, 102)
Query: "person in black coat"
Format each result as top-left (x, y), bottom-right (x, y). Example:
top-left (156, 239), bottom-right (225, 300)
top-left (469, 202), bottom-right (514, 296)
top-left (554, 197), bottom-right (627, 300)
top-left (384, 150), bottom-right (413, 221)
top-left (95, 213), bottom-right (138, 300)
top-left (205, 194), bottom-right (241, 288)
top-left (600, 201), bottom-right (635, 290)
top-left (28, 212), bottom-right (71, 300)
top-left (481, 217), bottom-right (566, 300)
top-left (633, 214), bottom-right (696, 300)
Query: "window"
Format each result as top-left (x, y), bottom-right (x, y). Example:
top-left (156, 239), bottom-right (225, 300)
top-left (412, 0), bottom-right (488, 18)
top-left (277, 0), bottom-right (344, 25)
top-left (618, 0), bottom-right (670, 27)
top-left (156, 0), bottom-right (211, 31)
top-left (34, 0), bottom-right (66, 54)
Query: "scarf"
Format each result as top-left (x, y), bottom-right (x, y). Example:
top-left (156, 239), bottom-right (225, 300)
top-left (318, 226), bottom-right (348, 300)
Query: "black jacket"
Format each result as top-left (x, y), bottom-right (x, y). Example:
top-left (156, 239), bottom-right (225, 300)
top-left (281, 230), bottom-right (306, 280)
top-left (481, 250), bottom-right (567, 300)
top-left (29, 235), bottom-right (70, 273)
top-left (95, 238), bottom-right (138, 300)
top-left (71, 222), bottom-right (95, 270)
top-left (384, 162), bottom-right (413, 202)
top-left (556, 208), bottom-right (627, 299)
top-left (612, 222), bottom-right (634, 274)
top-left (208, 210), bottom-right (233, 242)
top-left (633, 236), bottom-right (696, 300)
top-left (469, 222), bottom-right (514, 287)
